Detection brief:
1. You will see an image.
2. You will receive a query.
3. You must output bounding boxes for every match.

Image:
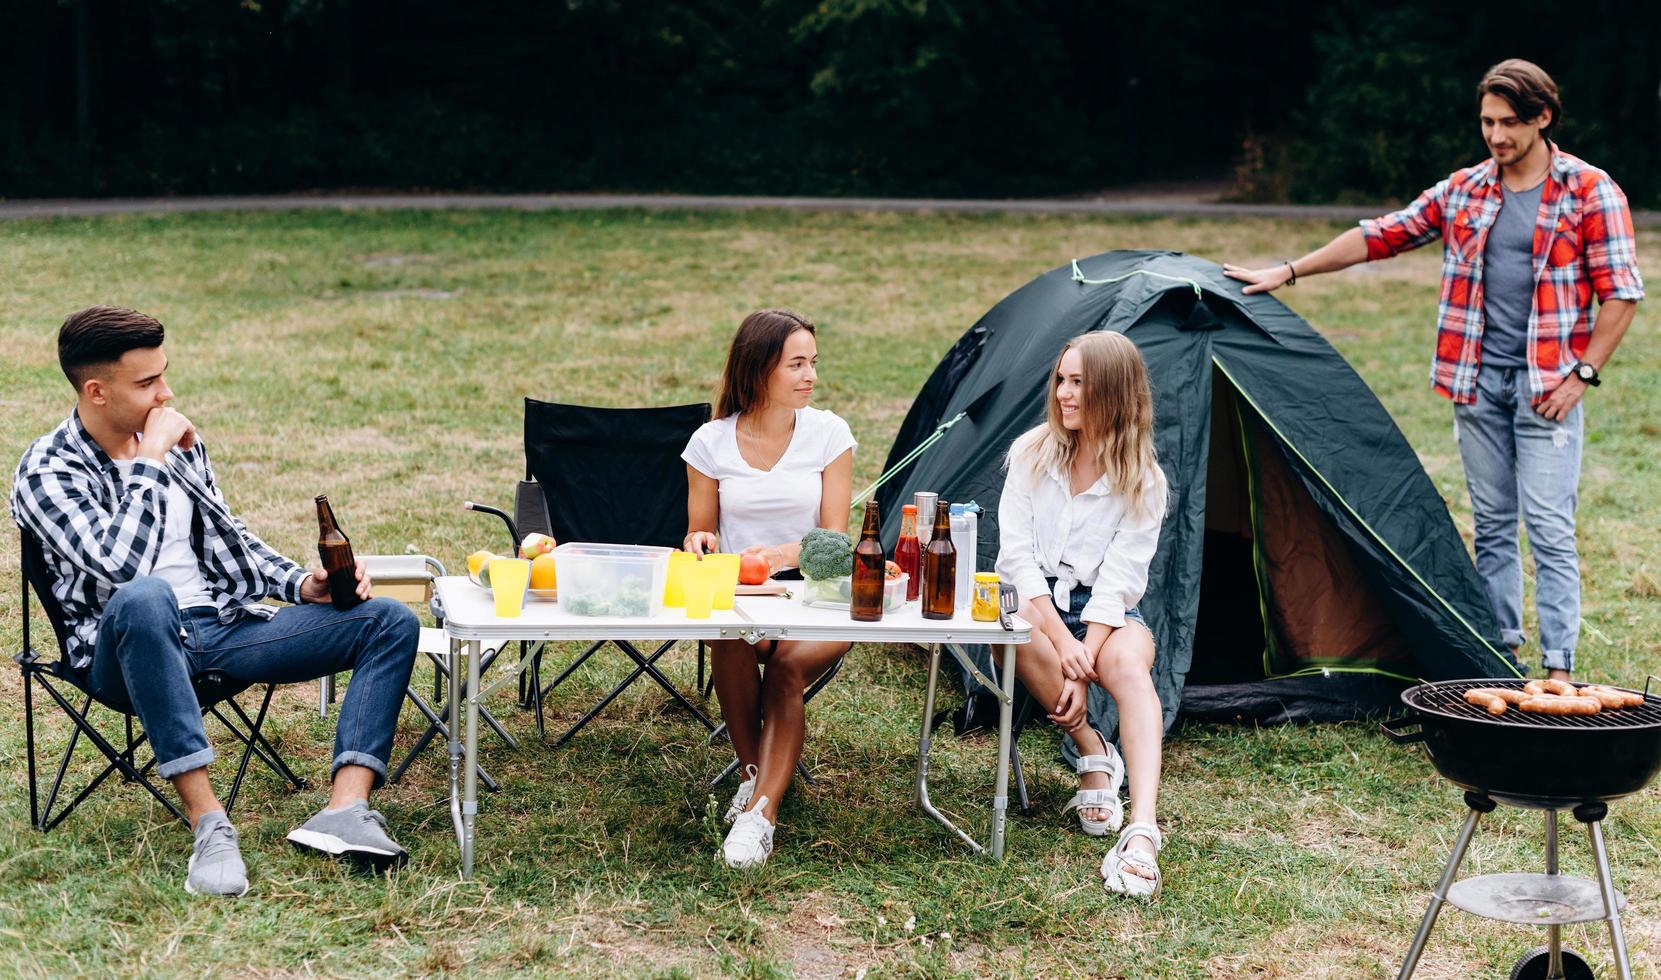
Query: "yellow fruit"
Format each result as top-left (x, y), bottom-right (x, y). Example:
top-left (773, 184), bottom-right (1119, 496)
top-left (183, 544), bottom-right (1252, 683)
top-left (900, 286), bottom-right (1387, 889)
top-left (467, 550), bottom-right (493, 577)
top-left (530, 552), bottom-right (558, 591)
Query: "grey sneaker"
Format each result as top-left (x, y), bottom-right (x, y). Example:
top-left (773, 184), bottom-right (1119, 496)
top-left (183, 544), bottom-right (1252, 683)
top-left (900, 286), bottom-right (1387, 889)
top-left (185, 811), bottom-right (249, 897)
top-left (286, 801), bottom-right (408, 870)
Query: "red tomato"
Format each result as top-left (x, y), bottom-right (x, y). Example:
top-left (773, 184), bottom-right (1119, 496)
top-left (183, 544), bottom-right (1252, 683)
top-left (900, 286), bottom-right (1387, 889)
top-left (739, 554), bottom-right (770, 585)
top-left (884, 560), bottom-right (902, 580)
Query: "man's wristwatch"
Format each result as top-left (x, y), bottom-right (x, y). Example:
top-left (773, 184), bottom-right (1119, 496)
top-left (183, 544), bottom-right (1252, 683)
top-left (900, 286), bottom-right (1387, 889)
top-left (1571, 360), bottom-right (1601, 387)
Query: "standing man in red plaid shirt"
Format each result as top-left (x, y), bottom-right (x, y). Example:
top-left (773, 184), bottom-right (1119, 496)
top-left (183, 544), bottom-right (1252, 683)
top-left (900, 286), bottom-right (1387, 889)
top-left (1225, 59), bottom-right (1643, 681)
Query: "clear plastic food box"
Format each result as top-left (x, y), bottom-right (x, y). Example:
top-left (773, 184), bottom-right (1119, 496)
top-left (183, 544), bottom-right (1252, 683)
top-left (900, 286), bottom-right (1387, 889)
top-left (551, 542), bottom-right (671, 618)
top-left (800, 573), bottom-right (908, 612)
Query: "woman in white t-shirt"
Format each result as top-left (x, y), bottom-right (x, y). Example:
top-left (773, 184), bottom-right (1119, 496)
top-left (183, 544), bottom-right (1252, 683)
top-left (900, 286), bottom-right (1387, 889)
top-left (996, 331), bottom-right (1169, 899)
top-left (682, 308), bottom-right (856, 869)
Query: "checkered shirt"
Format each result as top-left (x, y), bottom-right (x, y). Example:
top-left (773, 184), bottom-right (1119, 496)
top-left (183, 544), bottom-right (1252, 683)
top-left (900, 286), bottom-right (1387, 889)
top-left (1359, 145), bottom-right (1644, 405)
top-left (11, 411), bottom-right (308, 670)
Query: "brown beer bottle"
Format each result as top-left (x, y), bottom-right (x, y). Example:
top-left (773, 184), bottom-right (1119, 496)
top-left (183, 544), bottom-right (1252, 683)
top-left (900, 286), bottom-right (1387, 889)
top-left (315, 495), bottom-right (362, 610)
top-left (850, 499), bottom-right (885, 622)
top-left (921, 501), bottom-right (956, 620)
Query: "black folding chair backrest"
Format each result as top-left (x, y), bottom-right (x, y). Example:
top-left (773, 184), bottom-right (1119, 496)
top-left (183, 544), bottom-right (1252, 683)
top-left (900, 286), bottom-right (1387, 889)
top-left (20, 528), bottom-right (75, 666)
top-left (523, 399), bottom-right (712, 547)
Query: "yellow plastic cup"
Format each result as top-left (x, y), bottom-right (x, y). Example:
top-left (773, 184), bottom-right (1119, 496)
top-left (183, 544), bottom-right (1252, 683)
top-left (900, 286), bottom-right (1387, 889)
top-left (707, 553), bottom-right (741, 610)
top-left (664, 551), bottom-right (697, 608)
top-left (490, 558), bottom-right (531, 618)
top-left (683, 560), bottom-right (718, 619)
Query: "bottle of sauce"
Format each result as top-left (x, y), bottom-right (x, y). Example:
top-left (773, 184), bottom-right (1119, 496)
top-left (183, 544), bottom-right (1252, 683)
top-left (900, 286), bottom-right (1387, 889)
top-left (850, 500), bottom-right (885, 622)
top-left (894, 504), bottom-right (921, 601)
top-left (315, 495), bottom-right (362, 610)
top-left (922, 500), bottom-right (956, 620)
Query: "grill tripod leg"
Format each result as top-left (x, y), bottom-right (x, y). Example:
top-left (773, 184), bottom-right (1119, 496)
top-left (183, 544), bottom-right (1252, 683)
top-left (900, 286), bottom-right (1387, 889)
top-left (1575, 803), bottom-right (1632, 980)
top-left (1545, 809), bottom-right (1564, 978)
top-left (1397, 794), bottom-right (1494, 980)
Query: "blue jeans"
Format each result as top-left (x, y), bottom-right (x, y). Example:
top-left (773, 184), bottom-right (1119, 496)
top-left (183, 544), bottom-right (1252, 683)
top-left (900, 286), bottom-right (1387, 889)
top-left (1453, 367), bottom-right (1582, 672)
top-left (86, 577), bottom-right (419, 785)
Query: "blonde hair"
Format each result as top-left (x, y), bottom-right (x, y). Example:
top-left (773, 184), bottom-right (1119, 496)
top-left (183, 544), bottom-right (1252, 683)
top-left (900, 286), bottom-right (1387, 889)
top-left (1007, 332), bottom-right (1166, 518)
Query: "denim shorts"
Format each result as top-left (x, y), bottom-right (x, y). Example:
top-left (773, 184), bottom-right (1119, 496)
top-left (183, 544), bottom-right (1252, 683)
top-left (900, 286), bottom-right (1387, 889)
top-left (1046, 577), bottom-right (1147, 640)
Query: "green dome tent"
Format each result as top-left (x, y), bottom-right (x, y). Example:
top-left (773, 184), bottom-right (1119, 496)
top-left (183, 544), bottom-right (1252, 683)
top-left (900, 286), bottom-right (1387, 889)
top-left (876, 249), bottom-right (1518, 734)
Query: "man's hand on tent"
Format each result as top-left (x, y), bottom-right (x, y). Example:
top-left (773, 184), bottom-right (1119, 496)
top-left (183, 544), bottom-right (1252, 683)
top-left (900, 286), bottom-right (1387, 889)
top-left (1049, 679), bottom-right (1089, 730)
top-left (1222, 262), bottom-right (1294, 294)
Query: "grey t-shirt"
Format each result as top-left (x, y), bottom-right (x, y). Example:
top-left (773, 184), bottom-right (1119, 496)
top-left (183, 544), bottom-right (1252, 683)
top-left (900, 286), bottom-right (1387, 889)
top-left (1480, 180), bottom-right (1545, 369)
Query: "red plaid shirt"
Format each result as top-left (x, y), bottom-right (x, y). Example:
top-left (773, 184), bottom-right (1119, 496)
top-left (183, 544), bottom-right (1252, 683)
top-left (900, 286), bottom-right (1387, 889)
top-left (1360, 145), bottom-right (1644, 405)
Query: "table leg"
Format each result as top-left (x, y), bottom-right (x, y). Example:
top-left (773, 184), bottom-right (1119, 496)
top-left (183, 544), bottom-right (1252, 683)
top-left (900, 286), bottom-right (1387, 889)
top-left (915, 643), bottom-right (983, 853)
top-left (989, 642), bottom-right (1015, 861)
top-left (462, 638), bottom-right (482, 878)
top-left (447, 636), bottom-right (464, 851)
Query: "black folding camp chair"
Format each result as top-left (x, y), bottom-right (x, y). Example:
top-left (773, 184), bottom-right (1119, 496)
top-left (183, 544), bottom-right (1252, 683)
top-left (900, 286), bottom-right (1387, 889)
top-left (513, 399), bottom-right (718, 746)
top-left (14, 529), bottom-right (307, 832)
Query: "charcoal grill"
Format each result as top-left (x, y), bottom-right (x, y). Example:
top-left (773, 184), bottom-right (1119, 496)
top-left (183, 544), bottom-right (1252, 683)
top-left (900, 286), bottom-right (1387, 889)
top-left (1382, 677), bottom-right (1661, 979)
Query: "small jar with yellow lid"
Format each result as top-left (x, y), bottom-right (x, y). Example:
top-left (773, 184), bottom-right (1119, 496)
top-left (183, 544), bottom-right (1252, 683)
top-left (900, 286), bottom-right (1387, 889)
top-left (971, 572), bottom-right (1001, 622)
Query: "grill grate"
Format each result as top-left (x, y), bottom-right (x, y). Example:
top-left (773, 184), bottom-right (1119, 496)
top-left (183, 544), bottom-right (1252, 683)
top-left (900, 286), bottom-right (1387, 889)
top-left (1404, 679), bottom-right (1661, 731)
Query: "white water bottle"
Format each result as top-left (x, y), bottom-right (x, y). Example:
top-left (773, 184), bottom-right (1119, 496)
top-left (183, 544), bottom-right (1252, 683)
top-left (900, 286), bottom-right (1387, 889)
top-left (949, 503), bottom-right (978, 612)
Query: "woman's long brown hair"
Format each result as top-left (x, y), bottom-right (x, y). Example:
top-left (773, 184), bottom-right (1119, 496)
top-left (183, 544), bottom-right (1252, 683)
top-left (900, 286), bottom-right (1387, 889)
top-left (715, 308), bottom-right (815, 418)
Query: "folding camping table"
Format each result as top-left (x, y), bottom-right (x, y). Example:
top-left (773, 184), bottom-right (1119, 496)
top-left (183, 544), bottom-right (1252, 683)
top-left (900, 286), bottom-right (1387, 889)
top-left (432, 577), bottom-right (1031, 878)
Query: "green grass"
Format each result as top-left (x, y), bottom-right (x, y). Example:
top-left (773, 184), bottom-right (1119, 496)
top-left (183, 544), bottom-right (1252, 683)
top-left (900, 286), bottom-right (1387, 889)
top-left (1, 208), bottom-right (1658, 977)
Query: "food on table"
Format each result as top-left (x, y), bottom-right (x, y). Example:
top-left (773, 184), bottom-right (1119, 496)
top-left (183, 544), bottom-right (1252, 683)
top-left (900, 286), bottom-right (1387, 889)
top-left (518, 532), bottom-right (558, 560)
top-left (530, 552), bottom-right (558, 591)
top-left (884, 560), bottom-right (902, 580)
top-left (739, 554), bottom-right (770, 585)
top-left (798, 528), bottom-right (854, 580)
top-left (971, 572), bottom-right (1000, 622)
top-left (561, 585), bottom-right (652, 618)
top-left (1519, 695), bottom-right (1602, 716)
top-left (467, 549), bottom-right (494, 577)
top-left (476, 554), bottom-right (504, 587)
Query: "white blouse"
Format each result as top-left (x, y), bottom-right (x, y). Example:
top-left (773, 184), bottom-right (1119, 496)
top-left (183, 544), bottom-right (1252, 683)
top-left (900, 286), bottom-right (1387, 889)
top-left (994, 458), bottom-right (1164, 628)
top-left (681, 406), bottom-right (856, 562)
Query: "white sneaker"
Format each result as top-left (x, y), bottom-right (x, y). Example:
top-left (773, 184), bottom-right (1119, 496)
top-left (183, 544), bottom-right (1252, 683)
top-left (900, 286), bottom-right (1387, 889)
top-left (724, 765), bottom-right (758, 824)
top-left (721, 795), bottom-right (775, 869)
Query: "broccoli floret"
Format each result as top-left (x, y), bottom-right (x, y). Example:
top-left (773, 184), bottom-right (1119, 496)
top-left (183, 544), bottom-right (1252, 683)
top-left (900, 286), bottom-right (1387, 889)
top-left (798, 528), bottom-right (854, 580)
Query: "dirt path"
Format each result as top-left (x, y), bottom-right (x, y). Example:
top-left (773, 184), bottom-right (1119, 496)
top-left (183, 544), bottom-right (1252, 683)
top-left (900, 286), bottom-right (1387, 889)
top-left (5, 185), bottom-right (1655, 225)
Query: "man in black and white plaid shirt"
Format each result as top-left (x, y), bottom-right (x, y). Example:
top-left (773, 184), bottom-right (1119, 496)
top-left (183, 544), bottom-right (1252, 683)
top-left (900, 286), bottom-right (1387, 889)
top-left (12, 306), bottom-right (420, 897)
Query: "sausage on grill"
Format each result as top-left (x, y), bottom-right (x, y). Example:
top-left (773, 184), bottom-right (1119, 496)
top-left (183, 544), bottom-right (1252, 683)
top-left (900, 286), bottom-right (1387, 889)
top-left (1463, 690), bottom-right (1509, 715)
top-left (1579, 685), bottom-right (1645, 710)
top-left (1524, 679), bottom-right (1579, 697)
top-left (1519, 695), bottom-right (1602, 716)
top-left (1468, 687), bottom-right (1529, 706)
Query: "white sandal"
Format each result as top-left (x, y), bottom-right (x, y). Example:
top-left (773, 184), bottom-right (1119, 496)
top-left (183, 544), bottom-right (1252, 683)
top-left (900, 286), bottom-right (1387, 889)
top-left (1060, 746), bottom-right (1124, 836)
top-left (1102, 822), bottom-right (1162, 900)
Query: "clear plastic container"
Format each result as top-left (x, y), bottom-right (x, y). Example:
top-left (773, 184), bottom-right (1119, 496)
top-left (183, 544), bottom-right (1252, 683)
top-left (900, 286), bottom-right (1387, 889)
top-left (551, 542), bottom-right (671, 618)
top-left (801, 573), bottom-right (907, 612)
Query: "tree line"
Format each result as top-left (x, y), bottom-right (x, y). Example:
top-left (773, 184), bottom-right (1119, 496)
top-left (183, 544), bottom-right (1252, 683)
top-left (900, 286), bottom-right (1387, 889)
top-left (5, 0), bottom-right (1657, 206)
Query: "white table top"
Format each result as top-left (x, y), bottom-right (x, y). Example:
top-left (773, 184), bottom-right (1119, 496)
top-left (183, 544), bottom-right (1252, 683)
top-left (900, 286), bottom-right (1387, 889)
top-left (435, 576), bottom-right (1030, 645)
top-left (435, 576), bottom-right (749, 641)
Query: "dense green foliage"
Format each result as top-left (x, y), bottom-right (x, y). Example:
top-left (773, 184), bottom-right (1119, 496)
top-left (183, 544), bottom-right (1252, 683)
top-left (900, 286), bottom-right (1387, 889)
top-left (9, 0), bottom-right (1656, 203)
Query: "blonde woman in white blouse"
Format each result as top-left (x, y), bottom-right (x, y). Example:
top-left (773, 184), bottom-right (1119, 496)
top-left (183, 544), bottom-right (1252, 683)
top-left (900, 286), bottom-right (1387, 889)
top-left (995, 331), bottom-right (1169, 898)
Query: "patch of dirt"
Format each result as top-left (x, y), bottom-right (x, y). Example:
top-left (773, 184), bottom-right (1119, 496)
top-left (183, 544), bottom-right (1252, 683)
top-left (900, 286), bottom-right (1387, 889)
top-left (779, 890), bottom-right (872, 979)
top-left (368, 288), bottom-right (461, 300)
top-left (360, 254), bottom-right (436, 269)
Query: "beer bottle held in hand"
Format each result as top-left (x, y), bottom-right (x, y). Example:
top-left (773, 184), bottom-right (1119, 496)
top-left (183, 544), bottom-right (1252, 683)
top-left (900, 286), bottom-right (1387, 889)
top-left (850, 499), bottom-right (885, 622)
top-left (921, 501), bottom-right (956, 620)
top-left (315, 495), bottom-right (362, 610)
